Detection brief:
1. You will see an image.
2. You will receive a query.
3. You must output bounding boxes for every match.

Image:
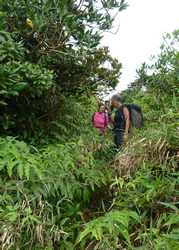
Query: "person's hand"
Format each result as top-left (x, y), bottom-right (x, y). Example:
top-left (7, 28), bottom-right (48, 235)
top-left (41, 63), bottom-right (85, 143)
top-left (124, 133), bottom-right (128, 142)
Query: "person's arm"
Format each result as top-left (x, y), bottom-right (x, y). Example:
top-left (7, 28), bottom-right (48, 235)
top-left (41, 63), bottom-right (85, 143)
top-left (123, 107), bottom-right (130, 137)
top-left (111, 109), bottom-right (116, 124)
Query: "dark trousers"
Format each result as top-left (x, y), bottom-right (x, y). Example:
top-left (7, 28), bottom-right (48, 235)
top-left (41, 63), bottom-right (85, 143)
top-left (114, 129), bottom-right (124, 149)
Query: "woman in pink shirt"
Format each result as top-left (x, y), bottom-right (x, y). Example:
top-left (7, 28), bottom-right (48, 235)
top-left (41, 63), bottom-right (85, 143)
top-left (92, 104), bottom-right (109, 134)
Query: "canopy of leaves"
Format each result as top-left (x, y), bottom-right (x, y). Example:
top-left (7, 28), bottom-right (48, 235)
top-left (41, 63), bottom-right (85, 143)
top-left (0, 0), bottom-right (126, 138)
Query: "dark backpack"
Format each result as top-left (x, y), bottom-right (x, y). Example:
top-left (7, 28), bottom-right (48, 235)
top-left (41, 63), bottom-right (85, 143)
top-left (125, 104), bottom-right (144, 129)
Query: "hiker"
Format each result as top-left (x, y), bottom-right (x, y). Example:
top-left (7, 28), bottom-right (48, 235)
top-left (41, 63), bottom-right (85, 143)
top-left (111, 95), bottom-right (130, 149)
top-left (92, 104), bottom-right (109, 134)
top-left (105, 100), bottom-right (110, 113)
top-left (105, 100), bottom-right (111, 121)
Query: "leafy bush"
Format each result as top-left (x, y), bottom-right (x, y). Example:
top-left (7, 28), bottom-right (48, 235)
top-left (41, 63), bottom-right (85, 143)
top-left (0, 137), bottom-right (42, 180)
top-left (0, 134), bottom-right (112, 249)
top-left (77, 210), bottom-right (139, 249)
top-left (107, 30), bottom-right (179, 250)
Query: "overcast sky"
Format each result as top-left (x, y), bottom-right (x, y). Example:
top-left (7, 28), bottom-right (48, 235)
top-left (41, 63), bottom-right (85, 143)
top-left (102, 0), bottom-right (179, 93)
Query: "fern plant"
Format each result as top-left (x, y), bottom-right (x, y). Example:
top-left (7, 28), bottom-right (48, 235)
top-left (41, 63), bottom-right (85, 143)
top-left (77, 210), bottom-right (140, 249)
top-left (0, 137), bottom-right (42, 180)
top-left (40, 139), bottom-right (110, 201)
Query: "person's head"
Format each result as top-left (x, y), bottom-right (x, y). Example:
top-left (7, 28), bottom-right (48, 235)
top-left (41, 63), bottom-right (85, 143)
top-left (105, 100), bottom-right (109, 106)
top-left (111, 95), bottom-right (123, 108)
top-left (104, 100), bottom-right (110, 110)
top-left (98, 103), bottom-right (105, 113)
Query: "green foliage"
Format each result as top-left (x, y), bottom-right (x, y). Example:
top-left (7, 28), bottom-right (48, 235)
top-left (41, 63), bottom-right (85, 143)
top-left (0, 137), bottom-right (42, 180)
top-left (0, 1), bottom-right (179, 249)
top-left (0, 0), bottom-right (123, 94)
top-left (40, 140), bottom-right (110, 200)
top-left (0, 32), bottom-right (55, 135)
top-left (43, 46), bottom-right (122, 94)
top-left (0, 31), bottom-right (54, 95)
top-left (0, 130), bottom-right (112, 249)
top-left (0, 0), bottom-right (128, 49)
top-left (0, 137), bottom-right (41, 180)
top-left (77, 210), bottom-right (139, 249)
top-left (0, 61), bottom-right (54, 99)
top-left (0, 1), bottom-right (125, 249)
top-left (0, 0), bottom-right (124, 139)
top-left (110, 29), bottom-right (179, 250)
top-left (0, 31), bottom-right (24, 62)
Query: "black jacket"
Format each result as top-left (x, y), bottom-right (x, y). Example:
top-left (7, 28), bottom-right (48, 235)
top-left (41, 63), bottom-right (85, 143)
top-left (114, 106), bottom-right (125, 131)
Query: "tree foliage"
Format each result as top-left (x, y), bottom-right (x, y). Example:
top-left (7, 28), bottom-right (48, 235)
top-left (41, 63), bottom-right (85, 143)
top-left (0, 0), bottom-right (125, 138)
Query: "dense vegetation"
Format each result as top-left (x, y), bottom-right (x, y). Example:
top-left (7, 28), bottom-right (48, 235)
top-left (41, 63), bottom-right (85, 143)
top-left (0, 1), bottom-right (178, 249)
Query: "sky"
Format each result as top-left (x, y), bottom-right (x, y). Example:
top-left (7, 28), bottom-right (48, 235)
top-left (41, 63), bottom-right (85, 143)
top-left (102, 0), bottom-right (179, 94)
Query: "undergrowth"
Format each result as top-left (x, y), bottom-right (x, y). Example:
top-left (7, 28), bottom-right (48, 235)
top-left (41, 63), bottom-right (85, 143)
top-left (0, 3), bottom-right (179, 250)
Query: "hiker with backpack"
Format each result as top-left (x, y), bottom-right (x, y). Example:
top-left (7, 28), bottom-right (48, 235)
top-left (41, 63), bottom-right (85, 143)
top-left (92, 103), bottom-right (109, 134)
top-left (111, 95), bottom-right (143, 149)
top-left (111, 95), bottom-right (130, 148)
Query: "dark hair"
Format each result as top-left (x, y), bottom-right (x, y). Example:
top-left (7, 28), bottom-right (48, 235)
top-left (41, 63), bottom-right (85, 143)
top-left (111, 95), bottom-right (123, 103)
top-left (98, 102), bottom-right (104, 108)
